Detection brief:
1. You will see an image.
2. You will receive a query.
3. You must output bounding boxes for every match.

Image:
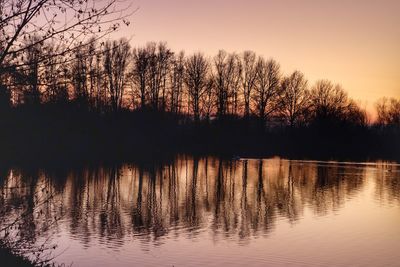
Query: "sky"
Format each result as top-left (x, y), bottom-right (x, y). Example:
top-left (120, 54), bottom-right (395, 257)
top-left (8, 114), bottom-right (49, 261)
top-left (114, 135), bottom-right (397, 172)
top-left (115, 0), bottom-right (400, 114)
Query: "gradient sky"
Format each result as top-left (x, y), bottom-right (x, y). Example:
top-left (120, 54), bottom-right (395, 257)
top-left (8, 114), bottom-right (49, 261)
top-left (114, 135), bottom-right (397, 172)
top-left (115, 0), bottom-right (400, 114)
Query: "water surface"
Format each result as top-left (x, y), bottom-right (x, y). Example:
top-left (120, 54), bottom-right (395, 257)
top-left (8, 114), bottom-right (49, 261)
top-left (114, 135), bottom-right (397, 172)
top-left (1, 157), bottom-right (399, 266)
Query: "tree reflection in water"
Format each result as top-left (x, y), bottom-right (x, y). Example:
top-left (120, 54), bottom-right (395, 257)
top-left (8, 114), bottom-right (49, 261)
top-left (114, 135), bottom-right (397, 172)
top-left (0, 157), bottom-right (399, 258)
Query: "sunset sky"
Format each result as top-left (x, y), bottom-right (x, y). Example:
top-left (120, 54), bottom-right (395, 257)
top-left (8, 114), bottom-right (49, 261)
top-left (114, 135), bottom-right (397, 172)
top-left (114, 0), bottom-right (400, 115)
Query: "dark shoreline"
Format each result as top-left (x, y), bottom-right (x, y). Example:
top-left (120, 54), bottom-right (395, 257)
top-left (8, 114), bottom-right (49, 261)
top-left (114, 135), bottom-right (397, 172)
top-left (0, 106), bottom-right (399, 168)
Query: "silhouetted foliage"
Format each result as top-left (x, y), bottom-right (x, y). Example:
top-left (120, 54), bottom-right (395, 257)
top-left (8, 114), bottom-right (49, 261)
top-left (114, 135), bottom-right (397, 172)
top-left (279, 71), bottom-right (310, 128)
top-left (253, 58), bottom-right (281, 122)
top-left (0, 9), bottom-right (399, 164)
top-left (376, 98), bottom-right (400, 127)
top-left (0, 1), bottom-right (135, 265)
top-left (103, 39), bottom-right (131, 112)
top-left (212, 50), bottom-right (242, 118)
top-left (184, 53), bottom-right (210, 121)
top-left (241, 51), bottom-right (257, 118)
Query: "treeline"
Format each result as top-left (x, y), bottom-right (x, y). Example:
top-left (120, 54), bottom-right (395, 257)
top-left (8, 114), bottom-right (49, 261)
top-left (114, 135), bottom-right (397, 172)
top-left (0, 38), bottom-right (399, 161)
top-left (1, 38), bottom-right (399, 126)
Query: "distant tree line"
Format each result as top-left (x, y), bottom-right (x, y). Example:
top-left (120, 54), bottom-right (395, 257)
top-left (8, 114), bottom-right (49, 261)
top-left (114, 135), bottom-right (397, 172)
top-left (1, 38), bottom-right (399, 129)
top-left (0, 37), bottom-right (399, 162)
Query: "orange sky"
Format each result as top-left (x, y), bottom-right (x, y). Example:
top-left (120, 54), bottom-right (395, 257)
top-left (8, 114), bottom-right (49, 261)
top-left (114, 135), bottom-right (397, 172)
top-left (114, 0), bottom-right (400, 115)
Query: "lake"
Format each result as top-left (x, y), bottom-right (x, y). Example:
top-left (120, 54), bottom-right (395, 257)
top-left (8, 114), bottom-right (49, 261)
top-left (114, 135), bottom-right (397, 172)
top-left (1, 157), bottom-right (399, 266)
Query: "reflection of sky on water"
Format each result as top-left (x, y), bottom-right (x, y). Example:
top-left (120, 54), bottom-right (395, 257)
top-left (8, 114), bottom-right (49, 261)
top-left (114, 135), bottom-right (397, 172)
top-left (0, 157), bottom-right (399, 266)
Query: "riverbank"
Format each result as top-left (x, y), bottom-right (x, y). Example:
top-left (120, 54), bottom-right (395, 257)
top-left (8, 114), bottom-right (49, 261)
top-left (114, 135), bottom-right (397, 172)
top-left (0, 107), bottom-right (399, 166)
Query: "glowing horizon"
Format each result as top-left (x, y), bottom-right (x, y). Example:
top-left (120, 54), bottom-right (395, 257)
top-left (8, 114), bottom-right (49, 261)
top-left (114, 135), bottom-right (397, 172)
top-left (113, 0), bottom-right (400, 116)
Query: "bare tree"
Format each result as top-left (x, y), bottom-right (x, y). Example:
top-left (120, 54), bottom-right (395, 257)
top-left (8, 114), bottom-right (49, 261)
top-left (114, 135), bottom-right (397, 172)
top-left (376, 98), bottom-right (400, 126)
top-left (158, 43), bottom-right (173, 111)
top-left (376, 98), bottom-right (390, 126)
top-left (169, 51), bottom-right (185, 114)
top-left (86, 39), bottom-right (98, 107)
top-left (103, 39), bottom-right (131, 112)
top-left (279, 71), bottom-right (310, 127)
top-left (185, 53), bottom-right (209, 121)
top-left (42, 43), bottom-right (68, 103)
top-left (200, 77), bottom-right (215, 120)
top-left (346, 100), bottom-right (369, 127)
top-left (253, 57), bottom-right (281, 121)
top-left (241, 51), bottom-right (257, 118)
top-left (0, 0), bottom-right (134, 109)
top-left (213, 50), bottom-right (229, 118)
top-left (229, 53), bottom-right (242, 115)
top-left (310, 80), bottom-right (350, 122)
top-left (387, 99), bottom-right (400, 126)
top-left (131, 46), bottom-right (151, 109)
top-left (213, 51), bottom-right (242, 118)
top-left (147, 42), bottom-right (173, 111)
top-left (0, 0), bottom-right (133, 68)
top-left (91, 41), bottom-right (107, 111)
top-left (23, 36), bottom-right (42, 105)
top-left (71, 46), bottom-right (89, 105)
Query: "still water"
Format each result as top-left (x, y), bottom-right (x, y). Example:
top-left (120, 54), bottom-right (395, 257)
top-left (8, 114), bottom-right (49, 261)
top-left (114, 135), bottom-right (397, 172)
top-left (1, 157), bottom-right (399, 266)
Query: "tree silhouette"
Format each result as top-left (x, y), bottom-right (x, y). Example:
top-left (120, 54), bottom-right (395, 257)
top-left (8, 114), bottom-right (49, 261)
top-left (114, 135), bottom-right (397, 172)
top-left (376, 98), bottom-right (400, 127)
top-left (253, 57), bottom-right (281, 121)
top-left (23, 36), bottom-right (41, 105)
top-left (241, 51), bottom-right (257, 118)
top-left (147, 42), bottom-right (173, 111)
top-left (213, 50), bottom-right (242, 118)
top-left (185, 53), bottom-right (209, 121)
top-left (0, 27), bottom-right (398, 162)
top-left (279, 71), bottom-right (310, 128)
top-left (169, 51), bottom-right (185, 114)
top-left (42, 43), bottom-right (68, 104)
top-left (103, 39), bottom-right (131, 112)
top-left (0, 0), bottom-right (133, 67)
top-left (310, 80), bottom-right (351, 124)
top-left (131, 45), bottom-right (151, 109)
top-left (71, 46), bottom-right (89, 107)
